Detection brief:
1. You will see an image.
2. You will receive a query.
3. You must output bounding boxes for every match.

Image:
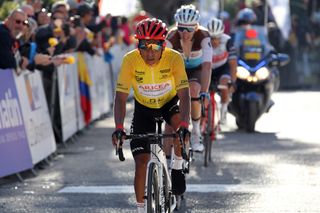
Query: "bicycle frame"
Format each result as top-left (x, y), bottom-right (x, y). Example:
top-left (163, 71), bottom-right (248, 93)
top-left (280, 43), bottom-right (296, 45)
top-left (116, 118), bottom-right (183, 213)
top-left (200, 89), bottom-right (221, 167)
top-left (146, 138), bottom-right (176, 212)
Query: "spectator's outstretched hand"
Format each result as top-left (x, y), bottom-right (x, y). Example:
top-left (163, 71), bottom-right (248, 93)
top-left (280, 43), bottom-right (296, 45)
top-left (51, 56), bottom-right (66, 66)
top-left (34, 54), bottom-right (53, 66)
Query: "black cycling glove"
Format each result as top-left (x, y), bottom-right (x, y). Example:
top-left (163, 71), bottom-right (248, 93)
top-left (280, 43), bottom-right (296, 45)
top-left (112, 129), bottom-right (126, 140)
top-left (176, 126), bottom-right (190, 141)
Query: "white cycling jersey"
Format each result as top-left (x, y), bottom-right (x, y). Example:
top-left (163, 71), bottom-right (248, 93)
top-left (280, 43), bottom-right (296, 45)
top-left (212, 34), bottom-right (237, 69)
top-left (166, 26), bottom-right (212, 70)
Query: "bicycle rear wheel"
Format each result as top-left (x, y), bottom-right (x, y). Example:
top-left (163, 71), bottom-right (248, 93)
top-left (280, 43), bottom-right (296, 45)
top-left (146, 163), bottom-right (160, 213)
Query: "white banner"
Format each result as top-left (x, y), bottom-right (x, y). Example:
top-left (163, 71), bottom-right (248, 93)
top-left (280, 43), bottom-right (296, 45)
top-left (267, 0), bottom-right (291, 40)
top-left (57, 63), bottom-right (78, 141)
top-left (84, 54), bottom-right (100, 121)
top-left (92, 55), bottom-right (111, 115)
top-left (14, 70), bottom-right (56, 164)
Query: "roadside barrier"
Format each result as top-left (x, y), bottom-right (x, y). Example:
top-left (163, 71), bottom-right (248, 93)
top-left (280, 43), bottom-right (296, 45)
top-left (0, 44), bottom-right (133, 180)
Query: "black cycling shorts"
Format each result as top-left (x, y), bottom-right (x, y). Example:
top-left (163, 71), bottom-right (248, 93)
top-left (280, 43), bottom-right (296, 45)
top-left (130, 96), bottom-right (179, 156)
top-left (210, 63), bottom-right (231, 90)
top-left (186, 67), bottom-right (201, 84)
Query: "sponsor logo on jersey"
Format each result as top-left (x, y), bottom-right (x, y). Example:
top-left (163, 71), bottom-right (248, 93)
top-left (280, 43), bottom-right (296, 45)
top-left (135, 70), bottom-right (145, 75)
top-left (135, 76), bottom-right (143, 83)
top-left (117, 83), bottom-right (129, 91)
top-left (212, 51), bottom-right (228, 63)
top-left (160, 68), bottom-right (170, 73)
top-left (138, 81), bottom-right (172, 98)
top-left (159, 74), bottom-right (169, 80)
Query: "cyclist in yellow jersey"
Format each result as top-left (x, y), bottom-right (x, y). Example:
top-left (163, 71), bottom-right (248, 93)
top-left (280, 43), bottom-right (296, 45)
top-left (111, 18), bottom-right (191, 213)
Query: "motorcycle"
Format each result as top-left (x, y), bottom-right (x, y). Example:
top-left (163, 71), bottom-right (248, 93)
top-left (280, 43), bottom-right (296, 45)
top-left (229, 26), bottom-right (290, 132)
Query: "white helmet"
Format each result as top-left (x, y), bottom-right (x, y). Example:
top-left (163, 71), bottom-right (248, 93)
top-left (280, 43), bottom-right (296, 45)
top-left (174, 4), bottom-right (200, 25)
top-left (207, 17), bottom-right (224, 37)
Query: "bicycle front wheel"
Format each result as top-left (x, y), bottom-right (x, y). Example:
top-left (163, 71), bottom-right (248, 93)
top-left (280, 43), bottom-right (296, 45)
top-left (146, 162), bottom-right (160, 213)
top-left (204, 98), bottom-right (213, 167)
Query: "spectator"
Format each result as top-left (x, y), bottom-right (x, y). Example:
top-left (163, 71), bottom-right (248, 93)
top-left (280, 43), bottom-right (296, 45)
top-left (119, 17), bottom-right (132, 46)
top-left (0, 9), bottom-right (29, 71)
top-left (67, 0), bottom-right (79, 17)
top-left (20, 17), bottom-right (38, 44)
top-left (251, 0), bottom-right (275, 26)
top-left (75, 3), bottom-right (96, 55)
top-left (219, 11), bottom-right (231, 35)
top-left (20, 4), bottom-right (35, 19)
top-left (0, 9), bottom-right (53, 73)
top-left (35, 8), bottom-right (50, 27)
top-left (51, 1), bottom-right (70, 20)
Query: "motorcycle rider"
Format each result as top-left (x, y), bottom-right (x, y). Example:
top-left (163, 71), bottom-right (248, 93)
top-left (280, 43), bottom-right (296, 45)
top-left (233, 8), bottom-right (274, 62)
top-left (207, 17), bottom-right (237, 124)
top-left (234, 8), bottom-right (279, 90)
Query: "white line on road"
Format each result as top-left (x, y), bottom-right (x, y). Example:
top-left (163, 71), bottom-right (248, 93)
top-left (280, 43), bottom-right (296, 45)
top-left (58, 184), bottom-right (320, 194)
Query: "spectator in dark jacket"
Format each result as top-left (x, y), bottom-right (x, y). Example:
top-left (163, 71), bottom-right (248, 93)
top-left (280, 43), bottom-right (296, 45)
top-left (75, 3), bottom-right (96, 55)
top-left (0, 9), bottom-right (28, 71)
top-left (0, 9), bottom-right (59, 73)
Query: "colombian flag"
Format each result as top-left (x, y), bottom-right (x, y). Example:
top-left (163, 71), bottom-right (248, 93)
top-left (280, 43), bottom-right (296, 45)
top-left (77, 52), bottom-right (93, 125)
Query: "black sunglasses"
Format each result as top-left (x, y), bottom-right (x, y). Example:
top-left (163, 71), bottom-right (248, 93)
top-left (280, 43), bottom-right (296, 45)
top-left (15, 19), bottom-right (28, 26)
top-left (177, 26), bottom-right (195, 33)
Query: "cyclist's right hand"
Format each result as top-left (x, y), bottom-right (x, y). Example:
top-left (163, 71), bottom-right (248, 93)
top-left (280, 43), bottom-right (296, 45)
top-left (111, 128), bottom-right (126, 147)
top-left (176, 124), bottom-right (191, 160)
top-left (176, 126), bottom-right (190, 142)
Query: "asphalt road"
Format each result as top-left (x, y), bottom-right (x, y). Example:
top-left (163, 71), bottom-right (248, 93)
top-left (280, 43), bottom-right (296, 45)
top-left (0, 91), bottom-right (320, 213)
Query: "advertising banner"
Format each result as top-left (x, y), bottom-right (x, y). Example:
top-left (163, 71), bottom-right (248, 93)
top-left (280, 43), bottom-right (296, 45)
top-left (85, 54), bottom-right (100, 121)
top-left (0, 69), bottom-right (32, 178)
top-left (93, 55), bottom-right (111, 115)
top-left (57, 64), bottom-right (78, 141)
top-left (14, 71), bottom-right (56, 164)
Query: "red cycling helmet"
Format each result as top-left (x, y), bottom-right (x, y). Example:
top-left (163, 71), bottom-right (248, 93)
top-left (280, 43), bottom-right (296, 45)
top-left (135, 18), bottom-right (168, 40)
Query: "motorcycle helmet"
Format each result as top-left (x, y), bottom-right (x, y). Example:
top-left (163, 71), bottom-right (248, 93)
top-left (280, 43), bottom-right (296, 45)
top-left (236, 8), bottom-right (257, 25)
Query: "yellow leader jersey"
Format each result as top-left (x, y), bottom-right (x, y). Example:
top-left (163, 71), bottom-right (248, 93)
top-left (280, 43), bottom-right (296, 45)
top-left (116, 48), bottom-right (189, 109)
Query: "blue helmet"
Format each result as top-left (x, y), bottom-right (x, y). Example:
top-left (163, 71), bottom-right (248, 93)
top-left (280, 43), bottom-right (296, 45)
top-left (237, 8), bottom-right (257, 24)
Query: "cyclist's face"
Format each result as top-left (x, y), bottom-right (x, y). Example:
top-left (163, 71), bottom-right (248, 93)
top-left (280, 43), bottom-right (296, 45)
top-left (211, 37), bottom-right (220, 47)
top-left (138, 39), bottom-right (164, 66)
top-left (177, 24), bottom-right (197, 40)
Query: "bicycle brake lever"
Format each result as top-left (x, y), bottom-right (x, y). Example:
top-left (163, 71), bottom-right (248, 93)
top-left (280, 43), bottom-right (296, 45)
top-left (116, 133), bottom-right (125, 161)
top-left (118, 145), bottom-right (125, 161)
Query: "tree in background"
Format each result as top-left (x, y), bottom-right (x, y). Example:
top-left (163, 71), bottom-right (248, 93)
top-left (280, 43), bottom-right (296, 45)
top-left (0, 1), bottom-right (19, 21)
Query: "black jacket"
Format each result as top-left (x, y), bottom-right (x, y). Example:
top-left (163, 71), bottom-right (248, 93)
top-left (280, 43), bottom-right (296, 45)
top-left (0, 23), bottom-right (18, 69)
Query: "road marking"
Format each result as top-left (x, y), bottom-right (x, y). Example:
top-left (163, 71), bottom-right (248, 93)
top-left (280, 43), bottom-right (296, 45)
top-left (58, 184), bottom-right (320, 194)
